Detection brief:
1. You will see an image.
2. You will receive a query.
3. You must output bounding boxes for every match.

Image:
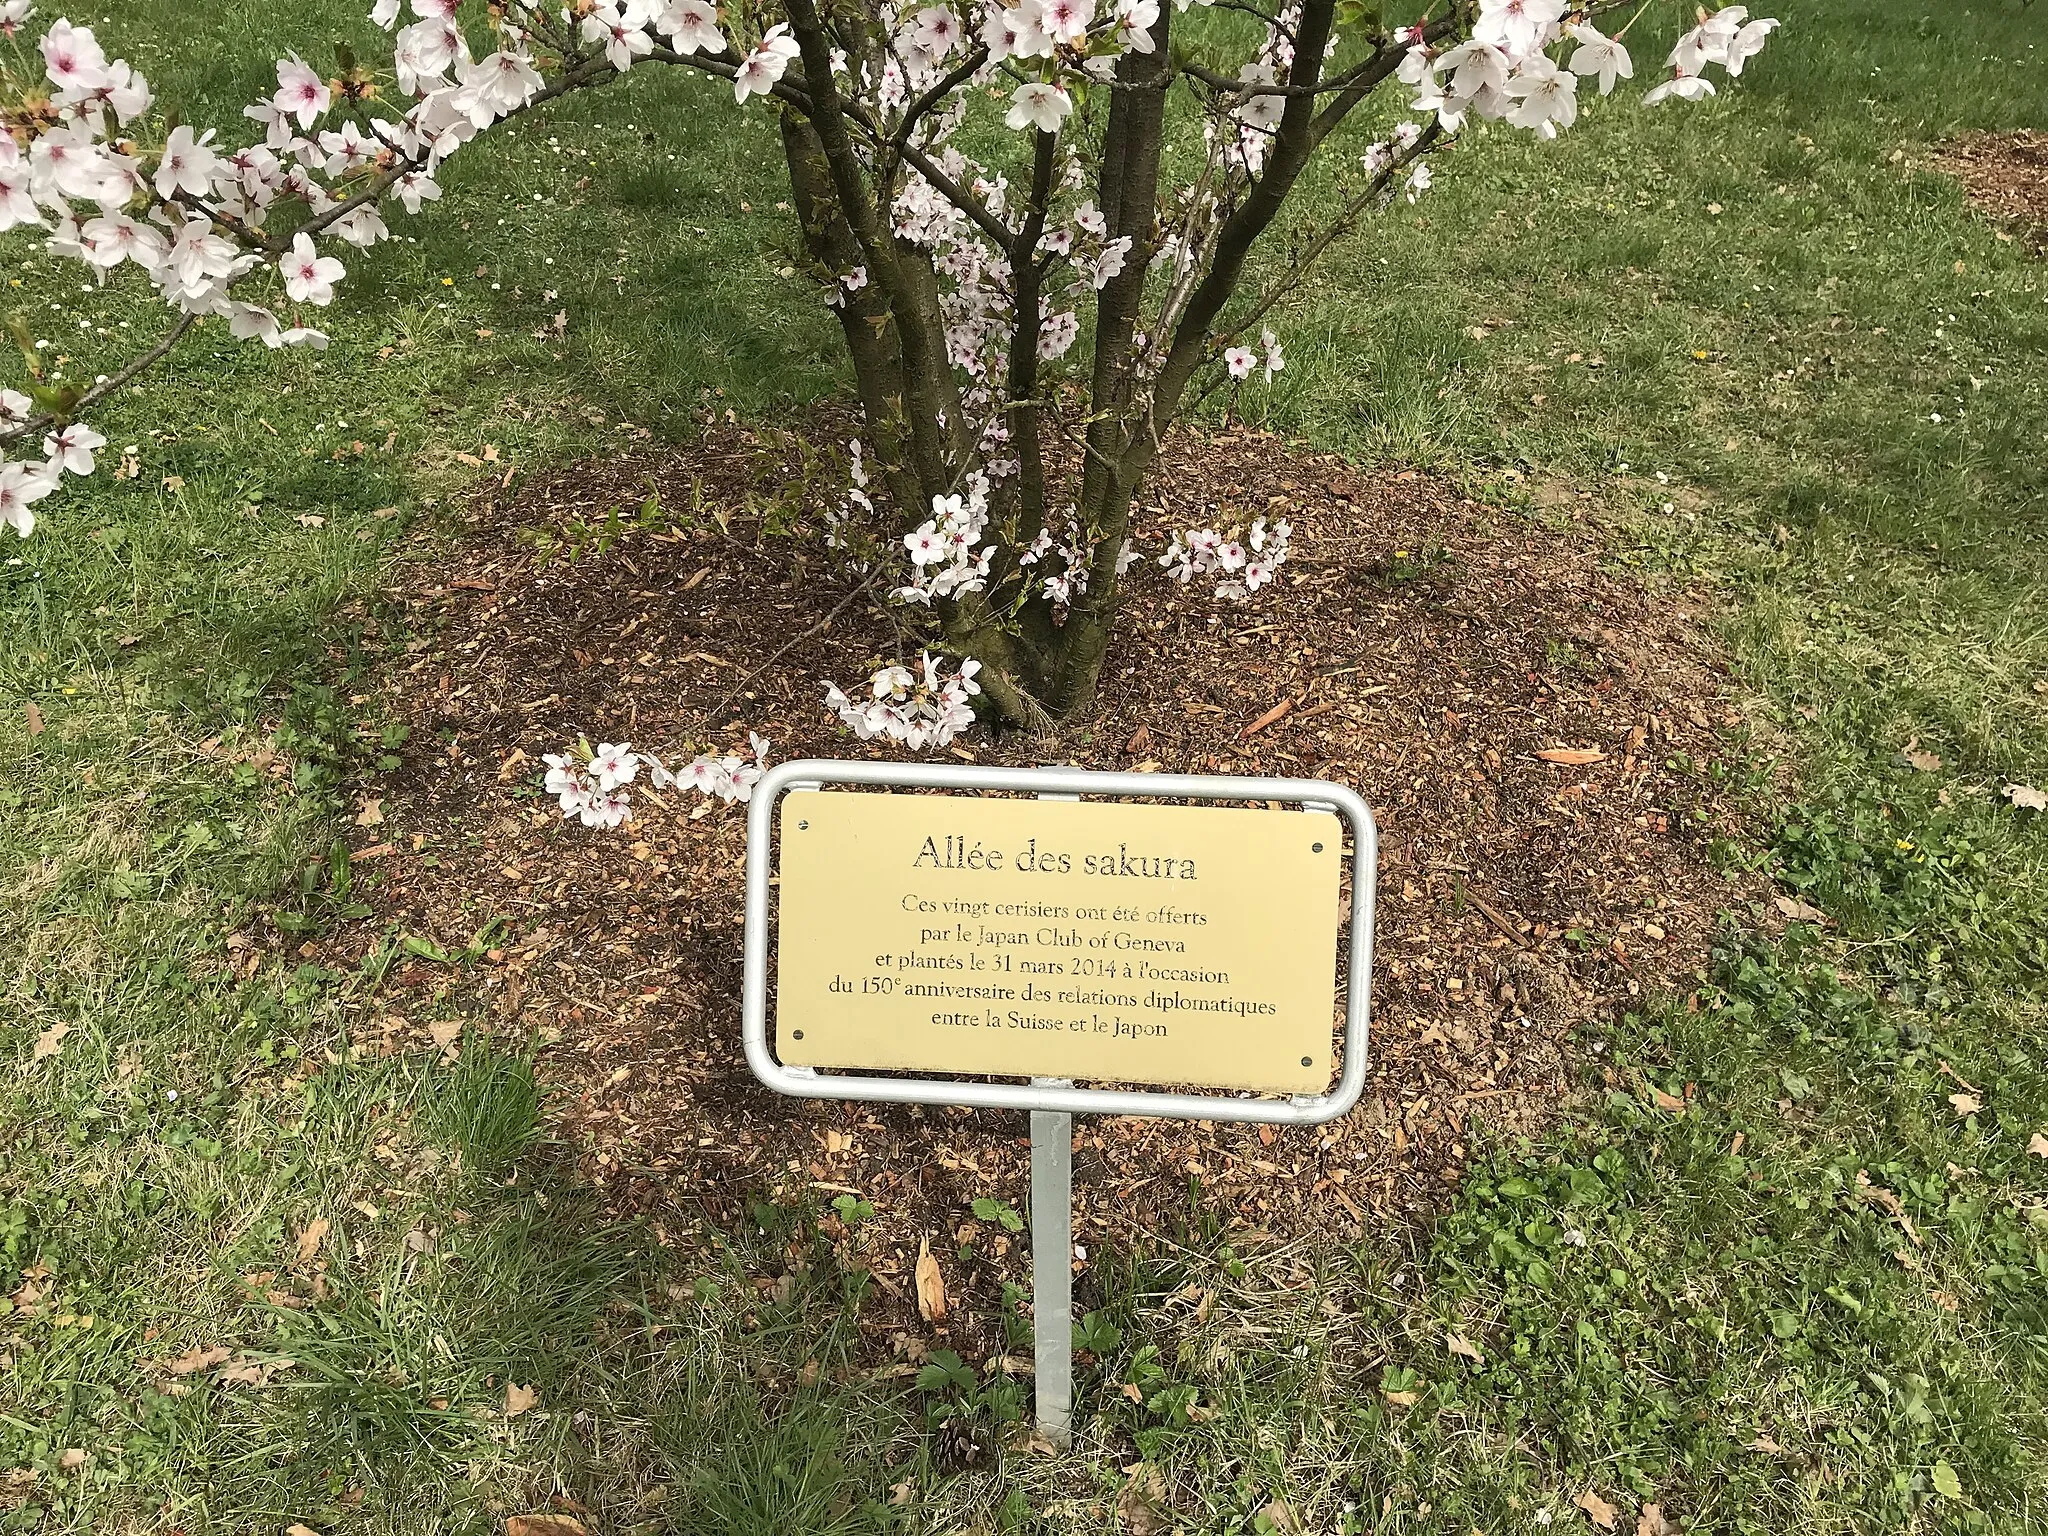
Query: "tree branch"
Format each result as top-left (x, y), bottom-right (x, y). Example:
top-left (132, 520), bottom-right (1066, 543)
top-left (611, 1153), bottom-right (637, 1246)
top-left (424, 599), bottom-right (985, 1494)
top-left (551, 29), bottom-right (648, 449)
top-left (0, 313), bottom-right (195, 446)
top-left (890, 44), bottom-right (989, 151)
top-left (895, 139), bottom-right (1019, 250)
top-left (1215, 119), bottom-right (1445, 346)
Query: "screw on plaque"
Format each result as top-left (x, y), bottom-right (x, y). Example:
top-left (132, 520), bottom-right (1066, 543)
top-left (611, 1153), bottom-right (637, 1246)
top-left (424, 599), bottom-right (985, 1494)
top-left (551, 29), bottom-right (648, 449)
top-left (1312, 841), bottom-right (1324, 852)
top-left (1300, 1055), bottom-right (1312, 1067)
top-left (793, 1029), bottom-right (806, 1040)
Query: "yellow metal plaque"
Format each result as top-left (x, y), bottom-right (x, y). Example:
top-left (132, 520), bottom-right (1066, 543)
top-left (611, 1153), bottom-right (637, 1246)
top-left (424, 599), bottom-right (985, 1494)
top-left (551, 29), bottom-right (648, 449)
top-left (774, 790), bottom-right (1342, 1094)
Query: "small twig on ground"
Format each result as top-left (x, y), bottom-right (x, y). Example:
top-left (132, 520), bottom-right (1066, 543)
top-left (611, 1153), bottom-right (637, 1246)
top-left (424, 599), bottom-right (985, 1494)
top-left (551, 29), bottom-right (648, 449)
top-left (697, 574), bottom-right (876, 727)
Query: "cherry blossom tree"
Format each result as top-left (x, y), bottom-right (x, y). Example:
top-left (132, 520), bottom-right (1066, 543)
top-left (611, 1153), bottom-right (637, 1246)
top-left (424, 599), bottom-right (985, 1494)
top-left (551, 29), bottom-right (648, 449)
top-left (0, 0), bottom-right (1778, 742)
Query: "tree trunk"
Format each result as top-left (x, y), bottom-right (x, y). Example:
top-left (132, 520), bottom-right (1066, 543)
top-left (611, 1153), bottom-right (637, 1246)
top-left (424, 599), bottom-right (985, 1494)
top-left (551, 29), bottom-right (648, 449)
top-left (766, 0), bottom-right (1342, 732)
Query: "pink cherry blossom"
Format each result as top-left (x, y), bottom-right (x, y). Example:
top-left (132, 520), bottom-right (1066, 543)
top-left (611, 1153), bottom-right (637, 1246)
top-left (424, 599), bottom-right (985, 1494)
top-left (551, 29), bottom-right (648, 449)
top-left (272, 54), bottom-right (330, 128)
top-left (41, 18), bottom-right (109, 96)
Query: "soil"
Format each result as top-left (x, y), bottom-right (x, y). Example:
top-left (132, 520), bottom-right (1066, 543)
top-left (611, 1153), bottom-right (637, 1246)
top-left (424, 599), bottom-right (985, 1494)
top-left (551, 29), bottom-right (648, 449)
top-left (1936, 129), bottom-right (2048, 254)
top-left (309, 422), bottom-right (1763, 1362)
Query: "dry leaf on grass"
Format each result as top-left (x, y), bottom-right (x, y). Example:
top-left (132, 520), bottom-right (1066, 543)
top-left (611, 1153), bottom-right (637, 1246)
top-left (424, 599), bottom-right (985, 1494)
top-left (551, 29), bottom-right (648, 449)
top-left (1948, 1092), bottom-right (1982, 1117)
top-left (287, 1525), bottom-right (324, 1536)
top-left (295, 1217), bottom-right (330, 1265)
top-left (1650, 1086), bottom-right (1687, 1113)
top-left (1257, 1497), bottom-right (1300, 1532)
top-left (216, 1355), bottom-right (290, 1387)
top-left (1382, 1388), bottom-right (1420, 1406)
top-left (2028, 1132), bottom-right (2048, 1158)
top-left (505, 1381), bottom-right (540, 1417)
top-left (25, 702), bottom-right (45, 736)
top-left (1535, 747), bottom-right (1605, 766)
top-left (28, 1022), bottom-right (69, 1066)
top-left (165, 1344), bottom-right (231, 1376)
top-left (2002, 783), bottom-right (2047, 812)
top-left (1116, 1464), bottom-right (1169, 1536)
top-left (1900, 738), bottom-right (1941, 773)
top-left (915, 1237), bottom-right (947, 1323)
top-left (1636, 1504), bottom-right (1680, 1536)
top-left (505, 1518), bottom-right (588, 1536)
top-left (355, 797), bottom-right (385, 827)
top-left (1773, 894), bottom-right (1832, 925)
top-left (1576, 1489), bottom-right (1619, 1530)
top-left (1854, 1170), bottom-right (1922, 1247)
top-left (1445, 1332), bottom-right (1484, 1363)
top-left (56, 1449), bottom-right (87, 1472)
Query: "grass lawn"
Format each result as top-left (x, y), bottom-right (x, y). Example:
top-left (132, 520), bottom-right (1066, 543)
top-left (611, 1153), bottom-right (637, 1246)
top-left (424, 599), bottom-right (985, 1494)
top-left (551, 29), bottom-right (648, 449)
top-left (3, 1), bottom-right (2046, 1532)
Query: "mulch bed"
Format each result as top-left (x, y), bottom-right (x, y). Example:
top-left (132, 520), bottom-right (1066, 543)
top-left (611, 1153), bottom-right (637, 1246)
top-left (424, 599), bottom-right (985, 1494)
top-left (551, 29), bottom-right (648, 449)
top-left (309, 421), bottom-right (1761, 1360)
top-left (1936, 129), bottom-right (2048, 253)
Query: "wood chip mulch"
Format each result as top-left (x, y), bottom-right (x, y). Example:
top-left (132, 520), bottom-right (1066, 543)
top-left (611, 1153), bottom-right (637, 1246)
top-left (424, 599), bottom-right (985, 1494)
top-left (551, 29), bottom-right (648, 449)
top-left (1936, 129), bottom-right (2048, 253)
top-left (310, 422), bottom-right (1765, 1360)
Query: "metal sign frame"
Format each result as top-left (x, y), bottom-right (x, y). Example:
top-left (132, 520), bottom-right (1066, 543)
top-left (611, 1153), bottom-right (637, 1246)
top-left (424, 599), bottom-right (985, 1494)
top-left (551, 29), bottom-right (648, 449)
top-left (742, 757), bottom-right (1378, 1125)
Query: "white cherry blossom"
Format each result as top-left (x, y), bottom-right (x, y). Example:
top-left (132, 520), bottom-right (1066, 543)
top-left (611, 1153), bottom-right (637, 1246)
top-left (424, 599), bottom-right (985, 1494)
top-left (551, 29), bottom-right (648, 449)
top-left (1644, 71), bottom-right (1716, 106)
top-left (1005, 81), bottom-right (1072, 134)
top-left (42, 422), bottom-right (104, 475)
top-left (153, 124), bottom-right (218, 198)
top-left (657, 0), bottom-right (725, 54)
top-left (0, 460), bottom-right (56, 537)
top-left (735, 25), bottom-right (800, 102)
top-left (584, 5), bottom-right (655, 70)
top-left (40, 18), bottom-right (108, 95)
top-left (1722, 17), bottom-right (1779, 75)
top-left (1040, 0), bottom-right (1093, 45)
top-left (1506, 54), bottom-right (1577, 135)
top-left (1567, 25), bottom-right (1632, 94)
top-left (280, 232), bottom-right (345, 304)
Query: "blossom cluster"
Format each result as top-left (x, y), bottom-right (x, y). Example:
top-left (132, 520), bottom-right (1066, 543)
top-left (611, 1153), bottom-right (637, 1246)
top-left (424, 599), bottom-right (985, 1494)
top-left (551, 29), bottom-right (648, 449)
top-left (1395, 0), bottom-right (1776, 139)
top-left (0, 6), bottom-right (532, 531)
top-left (542, 740), bottom-right (641, 829)
top-left (0, 0), bottom-right (838, 539)
top-left (541, 733), bottom-right (772, 827)
top-left (823, 651), bottom-right (983, 750)
top-left (658, 732), bottom-right (774, 802)
top-left (898, 480), bottom-right (997, 606)
top-left (890, 162), bottom-right (1136, 477)
top-left (1160, 516), bottom-right (1291, 602)
top-left (0, 400), bottom-right (102, 536)
top-left (823, 436), bottom-right (871, 550)
top-left (1224, 328), bottom-right (1285, 384)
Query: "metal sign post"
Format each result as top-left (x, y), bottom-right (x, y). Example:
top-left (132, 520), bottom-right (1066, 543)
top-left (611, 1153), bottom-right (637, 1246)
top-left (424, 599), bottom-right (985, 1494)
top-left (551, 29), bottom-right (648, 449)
top-left (1030, 1080), bottom-right (1074, 1445)
top-left (742, 758), bottom-right (1377, 1448)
